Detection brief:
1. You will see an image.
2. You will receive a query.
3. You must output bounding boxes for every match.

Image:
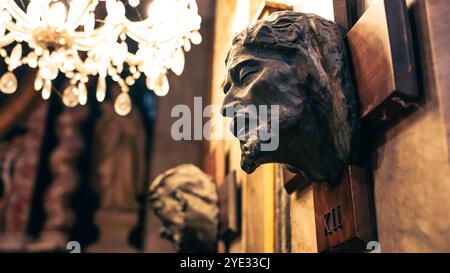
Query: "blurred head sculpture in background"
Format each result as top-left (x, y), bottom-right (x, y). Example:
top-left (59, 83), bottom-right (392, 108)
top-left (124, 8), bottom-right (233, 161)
top-left (221, 11), bottom-right (360, 183)
top-left (148, 164), bottom-right (219, 253)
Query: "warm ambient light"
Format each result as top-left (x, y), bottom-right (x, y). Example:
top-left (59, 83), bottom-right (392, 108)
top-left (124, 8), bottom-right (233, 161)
top-left (0, 0), bottom-right (202, 116)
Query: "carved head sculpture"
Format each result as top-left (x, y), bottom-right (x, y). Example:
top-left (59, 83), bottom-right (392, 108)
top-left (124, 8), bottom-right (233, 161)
top-left (221, 11), bottom-right (360, 183)
top-left (148, 164), bottom-right (219, 253)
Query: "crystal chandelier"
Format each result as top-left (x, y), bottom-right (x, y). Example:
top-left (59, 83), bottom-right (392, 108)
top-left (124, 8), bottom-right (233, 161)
top-left (0, 0), bottom-right (202, 116)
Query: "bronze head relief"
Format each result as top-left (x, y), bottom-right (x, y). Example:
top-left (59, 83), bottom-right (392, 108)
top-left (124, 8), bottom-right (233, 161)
top-left (221, 11), bottom-right (360, 183)
top-left (148, 164), bottom-right (219, 253)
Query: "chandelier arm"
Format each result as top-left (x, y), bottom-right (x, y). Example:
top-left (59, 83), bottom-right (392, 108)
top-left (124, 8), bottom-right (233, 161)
top-left (125, 29), bottom-right (148, 45)
top-left (72, 23), bottom-right (113, 41)
top-left (72, 29), bottom-right (111, 50)
top-left (72, 43), bottom-right (99, 51)
top-left (38, 2), bottom-right (50, 26)
top-left (66, 0), bottom-right (97, 32)
top-left (0, 33), bottom-right (15, 47)
top-left (73, 35), bottom-right (106, 50)
top-left (125, 18), bottom-right (153, 29)
top-left (70, 50), bottom-right (89, 76)
top-left (127, 24), bottom-right (185, 45)
top-left (127, 29), bottom-right (174, 46)
top-left (72, 25), bottom-right (121, 50)
top-left (72, 45), bottom-right (90, 51)
top-left (3, 20), bottom-right (33, 36)
top-left (126, 21), bottom-right (175, 44)
top-left (72, 29), bottom-right (104, 40)
top-left (5, 0), bottom-right (34, 29)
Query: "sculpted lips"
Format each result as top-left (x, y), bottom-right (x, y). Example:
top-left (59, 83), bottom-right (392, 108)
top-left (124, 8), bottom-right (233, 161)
top-left (230, 112), bottom-right (250, 141)
top-left (231, 113), bottom-right (263, 173)
top-left (228, 112), bottom-right (261, 173)
top-left (230, 117), bottom-right (246, 140)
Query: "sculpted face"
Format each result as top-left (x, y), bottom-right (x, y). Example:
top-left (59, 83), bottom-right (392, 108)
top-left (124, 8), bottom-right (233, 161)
top-left (148, 164), bottom-right (219, 253)
top-left (221, 11), bottom-right (360, 183)
top-left (222, 45), bottom-right (305, 174)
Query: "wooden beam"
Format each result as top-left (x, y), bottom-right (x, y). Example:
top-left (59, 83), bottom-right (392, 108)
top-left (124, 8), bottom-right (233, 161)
top-left (333, 0), bottom-right (359, 32)
top-left (347, 0), bottom-right (419, 129)
top-left (314, 0), bottom-right (418, 253)
top-left (313, 165), bottom-right (376, 252)
top-left (218, 170), bottom-right (240, 241)
top-left (283, 169), bottom-right (310, 195)
top-left (253, 1), bottom-right (293, 22)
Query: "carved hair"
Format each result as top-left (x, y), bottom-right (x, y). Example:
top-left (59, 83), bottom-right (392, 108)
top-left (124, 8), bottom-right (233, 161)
top-left (148, 164), bottom-right (219, 253)
top-left (228, 11), bottom-right (360, 166)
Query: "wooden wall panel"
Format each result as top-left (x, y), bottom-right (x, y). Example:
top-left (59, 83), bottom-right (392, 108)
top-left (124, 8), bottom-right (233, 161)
top-left (347, 0), bottom-right (419, 128)
top-left (244, 164), bottom-right (275, 253)
top-left (372, 0), bottom-right (450, 252)
top-left (290, 186), bottom-right (317, 253)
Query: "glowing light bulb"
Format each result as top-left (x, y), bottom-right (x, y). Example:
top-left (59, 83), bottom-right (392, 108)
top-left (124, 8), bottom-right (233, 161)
top-left (190, 31), bottom-right (202, 45)
top-left (67, 0), bottom-right (89, 27)
top-left (129, 0), bottom-right (140, 8)
top-left (48, 2), bottom-right (67, 27)
top-left (84, 13), bottom-right (95, 36)
top-left (27, 2), bottom-right (42, 25)
top-left (107, 0), bottom-right (126, 22)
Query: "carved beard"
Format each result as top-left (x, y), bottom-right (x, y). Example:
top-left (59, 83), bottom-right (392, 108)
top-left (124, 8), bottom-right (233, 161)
top-left (240, 133), bottom-right (261, 173)
top-left (236, 101), bottom-right (344, 182)
top-left (236, 119), bottom-right (276, 174)
top-left (232, 101), bottom-right (302, 175)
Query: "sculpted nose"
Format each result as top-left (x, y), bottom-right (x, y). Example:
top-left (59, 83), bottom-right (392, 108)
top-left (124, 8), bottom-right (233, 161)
top-left (221, 92), bottom-right (241, 117)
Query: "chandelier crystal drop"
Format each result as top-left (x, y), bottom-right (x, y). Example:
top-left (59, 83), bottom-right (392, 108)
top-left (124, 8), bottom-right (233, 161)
top-left (0, 0), bottom-right (202, 116)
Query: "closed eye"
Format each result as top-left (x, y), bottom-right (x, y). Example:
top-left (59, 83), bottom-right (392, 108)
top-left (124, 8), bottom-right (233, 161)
top-left (239, 68), bottom-right (258, 84)
top-left (229, 59), bottom-right (261, 86)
